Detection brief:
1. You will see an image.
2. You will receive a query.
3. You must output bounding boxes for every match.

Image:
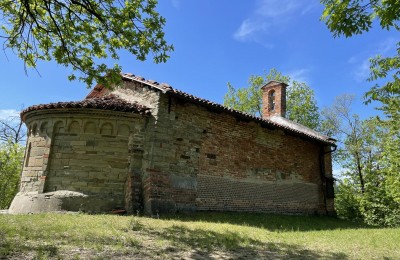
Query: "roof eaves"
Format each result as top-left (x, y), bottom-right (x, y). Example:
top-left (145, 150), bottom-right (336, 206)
top-left (21, 96), bottom-right (151, 121)
top-left (167, 89), bottom-right (335, 145)
top-left (121, 73), bottom-right (171, 93)
top-left (119, 73), bottom-right (336, 146)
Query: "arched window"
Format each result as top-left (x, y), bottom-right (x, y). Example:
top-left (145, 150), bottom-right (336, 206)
top-left (268, 90), bottom-right (276, 111)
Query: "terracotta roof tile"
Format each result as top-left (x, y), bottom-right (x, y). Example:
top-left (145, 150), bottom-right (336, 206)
top-left (21, 95), bottom-right (150, 119)
top-left (86, 84), bottom-right (110, 98)
top-left (119, 73), bottom-right (336, 146)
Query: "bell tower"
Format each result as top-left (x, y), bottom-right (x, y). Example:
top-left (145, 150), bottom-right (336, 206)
top-left (261, 80), bottom-right (288, 118)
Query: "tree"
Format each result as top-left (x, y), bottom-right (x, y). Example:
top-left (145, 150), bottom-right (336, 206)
top-left (333, 179), bottom-right (363, 221)
top-left (0, 0), bottom-right (173, 87)
top-left (322, 94), bottom-right (370, 192)
top-left (321, 0), bottom-right (400, 132)
top-left (0, 140), bottom-right (24, 209)
top-left (0, 117), bottom-right (25, 144)
top-left (224, 68), bottom-right (321, 130)
top-left (321, 0), bottom-right (400, 226)
top-left (286, 82), bottom-right (321, 131)
top-left (0, 116), bottom-right (25, 209)
top-left (322, 94), bottom-right (400, 226)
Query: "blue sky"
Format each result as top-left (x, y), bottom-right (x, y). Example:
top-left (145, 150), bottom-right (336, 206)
top-left (0, 0), bottom-right (398, 121)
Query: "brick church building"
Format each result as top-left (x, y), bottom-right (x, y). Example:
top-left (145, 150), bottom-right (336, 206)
top-left (10, 73), bottom-right (336, 215)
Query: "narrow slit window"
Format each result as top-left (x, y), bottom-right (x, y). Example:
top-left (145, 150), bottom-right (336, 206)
top-left (25, 143), bottom-right (31, 167)
top-left (268, 90), bottom-right (276, 111)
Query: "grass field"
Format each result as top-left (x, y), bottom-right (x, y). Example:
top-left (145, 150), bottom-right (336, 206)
top-left (0, 212), bottom-right (399, 259)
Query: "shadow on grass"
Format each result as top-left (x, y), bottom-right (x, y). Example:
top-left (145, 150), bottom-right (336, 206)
top-left (0, 240), bottom-right (59, 259)
top-left (142, 224), bottom-right (348, 259)
top-left (160, 211), bottom-right (368, 232)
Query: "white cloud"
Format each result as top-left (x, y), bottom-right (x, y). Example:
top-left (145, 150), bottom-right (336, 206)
top-left (350, 37), bottom-right (399, 81)
top-left (255, 0), bottom-right (300, 18)
top-left (0, 109), bottom-right (19, 120)
top-left (377, 37), bottom-right (397, 54)
top-left (233, 18), bottom-right (271, 42)
top-left (354, 58), bottom-right (370, 82)
top-left (347, 56), bottom-right (357, 64)
top-left (300, 2), bottom-right (319, 15)
top-left (171, 0), bottom-right (181, 9)
top-left (233, 0), bottom-right (316, 45)
top-left (286, 68), bottom-right (312, 83)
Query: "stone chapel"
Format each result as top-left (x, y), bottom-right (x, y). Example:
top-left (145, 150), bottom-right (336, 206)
top-left (9, 73), bottom-right (336, 215)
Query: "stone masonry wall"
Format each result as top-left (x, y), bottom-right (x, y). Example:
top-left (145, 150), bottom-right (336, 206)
top-left (113, 83), bottom-right (206, 214)
top-left (14, 109), bottom-right (146, 213)
top-left (141, 97), bottom-right (207, 214)
top-left (19, 121), bottom-right (51, 193)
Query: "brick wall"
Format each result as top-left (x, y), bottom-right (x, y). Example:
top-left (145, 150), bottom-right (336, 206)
top-left (196, 175), bottom-right (319, 214)
top-left (197, 111), bottom-right (325, 214)
top-left (261, 81), bottom-right (287, 118)
top-left (117, 82), bottom-right (331, 215)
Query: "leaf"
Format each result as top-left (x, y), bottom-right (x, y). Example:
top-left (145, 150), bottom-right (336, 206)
top-left (0, 0), bottom-right (173, 87)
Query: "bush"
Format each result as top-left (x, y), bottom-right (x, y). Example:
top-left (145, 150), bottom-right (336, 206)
top-left (0, 141), bottom-right (24, 209)
top-left (334, 180), bottom-right (363, 222)
top-left (360, 186), bottom-right (400, 227)
top-left (335, 180), bottom-right (400, 227)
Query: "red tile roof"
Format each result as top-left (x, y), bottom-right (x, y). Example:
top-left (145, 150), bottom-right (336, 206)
top-left (21, 95), bottom-right (150, 120)
top-left (110, 73), bottom-right (335, 146)
top-left (86, 84), bottom-right (110, 98)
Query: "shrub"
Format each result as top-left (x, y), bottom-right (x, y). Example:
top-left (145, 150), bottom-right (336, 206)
top-left (334, 180), bottom-right (363, 222)
top-left (0, 141), bottom-right (24, 209)
top-left (360, 186), bottom-right (400, 227)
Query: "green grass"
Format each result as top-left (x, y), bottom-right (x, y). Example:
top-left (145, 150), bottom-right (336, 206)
top-left (0, 212), bottom-right (399, 259)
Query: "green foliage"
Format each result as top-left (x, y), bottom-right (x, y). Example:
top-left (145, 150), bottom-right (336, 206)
top-left (321, 0), bottom-right (400, 146)
top-left (321, 0), bottom-right (400, 37)
top-left (333, 180), bottom-right (362, 222)
top-left (286, 82), bottom-right (321, 130)
top-left (379, 122), bottom-right (400, 204)
top-left (0, 140), bottom-right (24, 209)
top-left (224, 69), bottom-right (288, 116)
top-left (366, 47), bottom-right (400, 126)
top-left (360, 184), bottom-right (400, 227)
top-left (342, 118), bottom-right (400, 227)
top-left (0, 0), bottom-right (173, 87)
top-left (321, 1), bottom-right (400, 226)
top-left (223, 68), bottom-right (321, 130)
top-left (323, 95), bottom-right (400, 226)
top-left (335, 179), bottom-right (400, 227)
